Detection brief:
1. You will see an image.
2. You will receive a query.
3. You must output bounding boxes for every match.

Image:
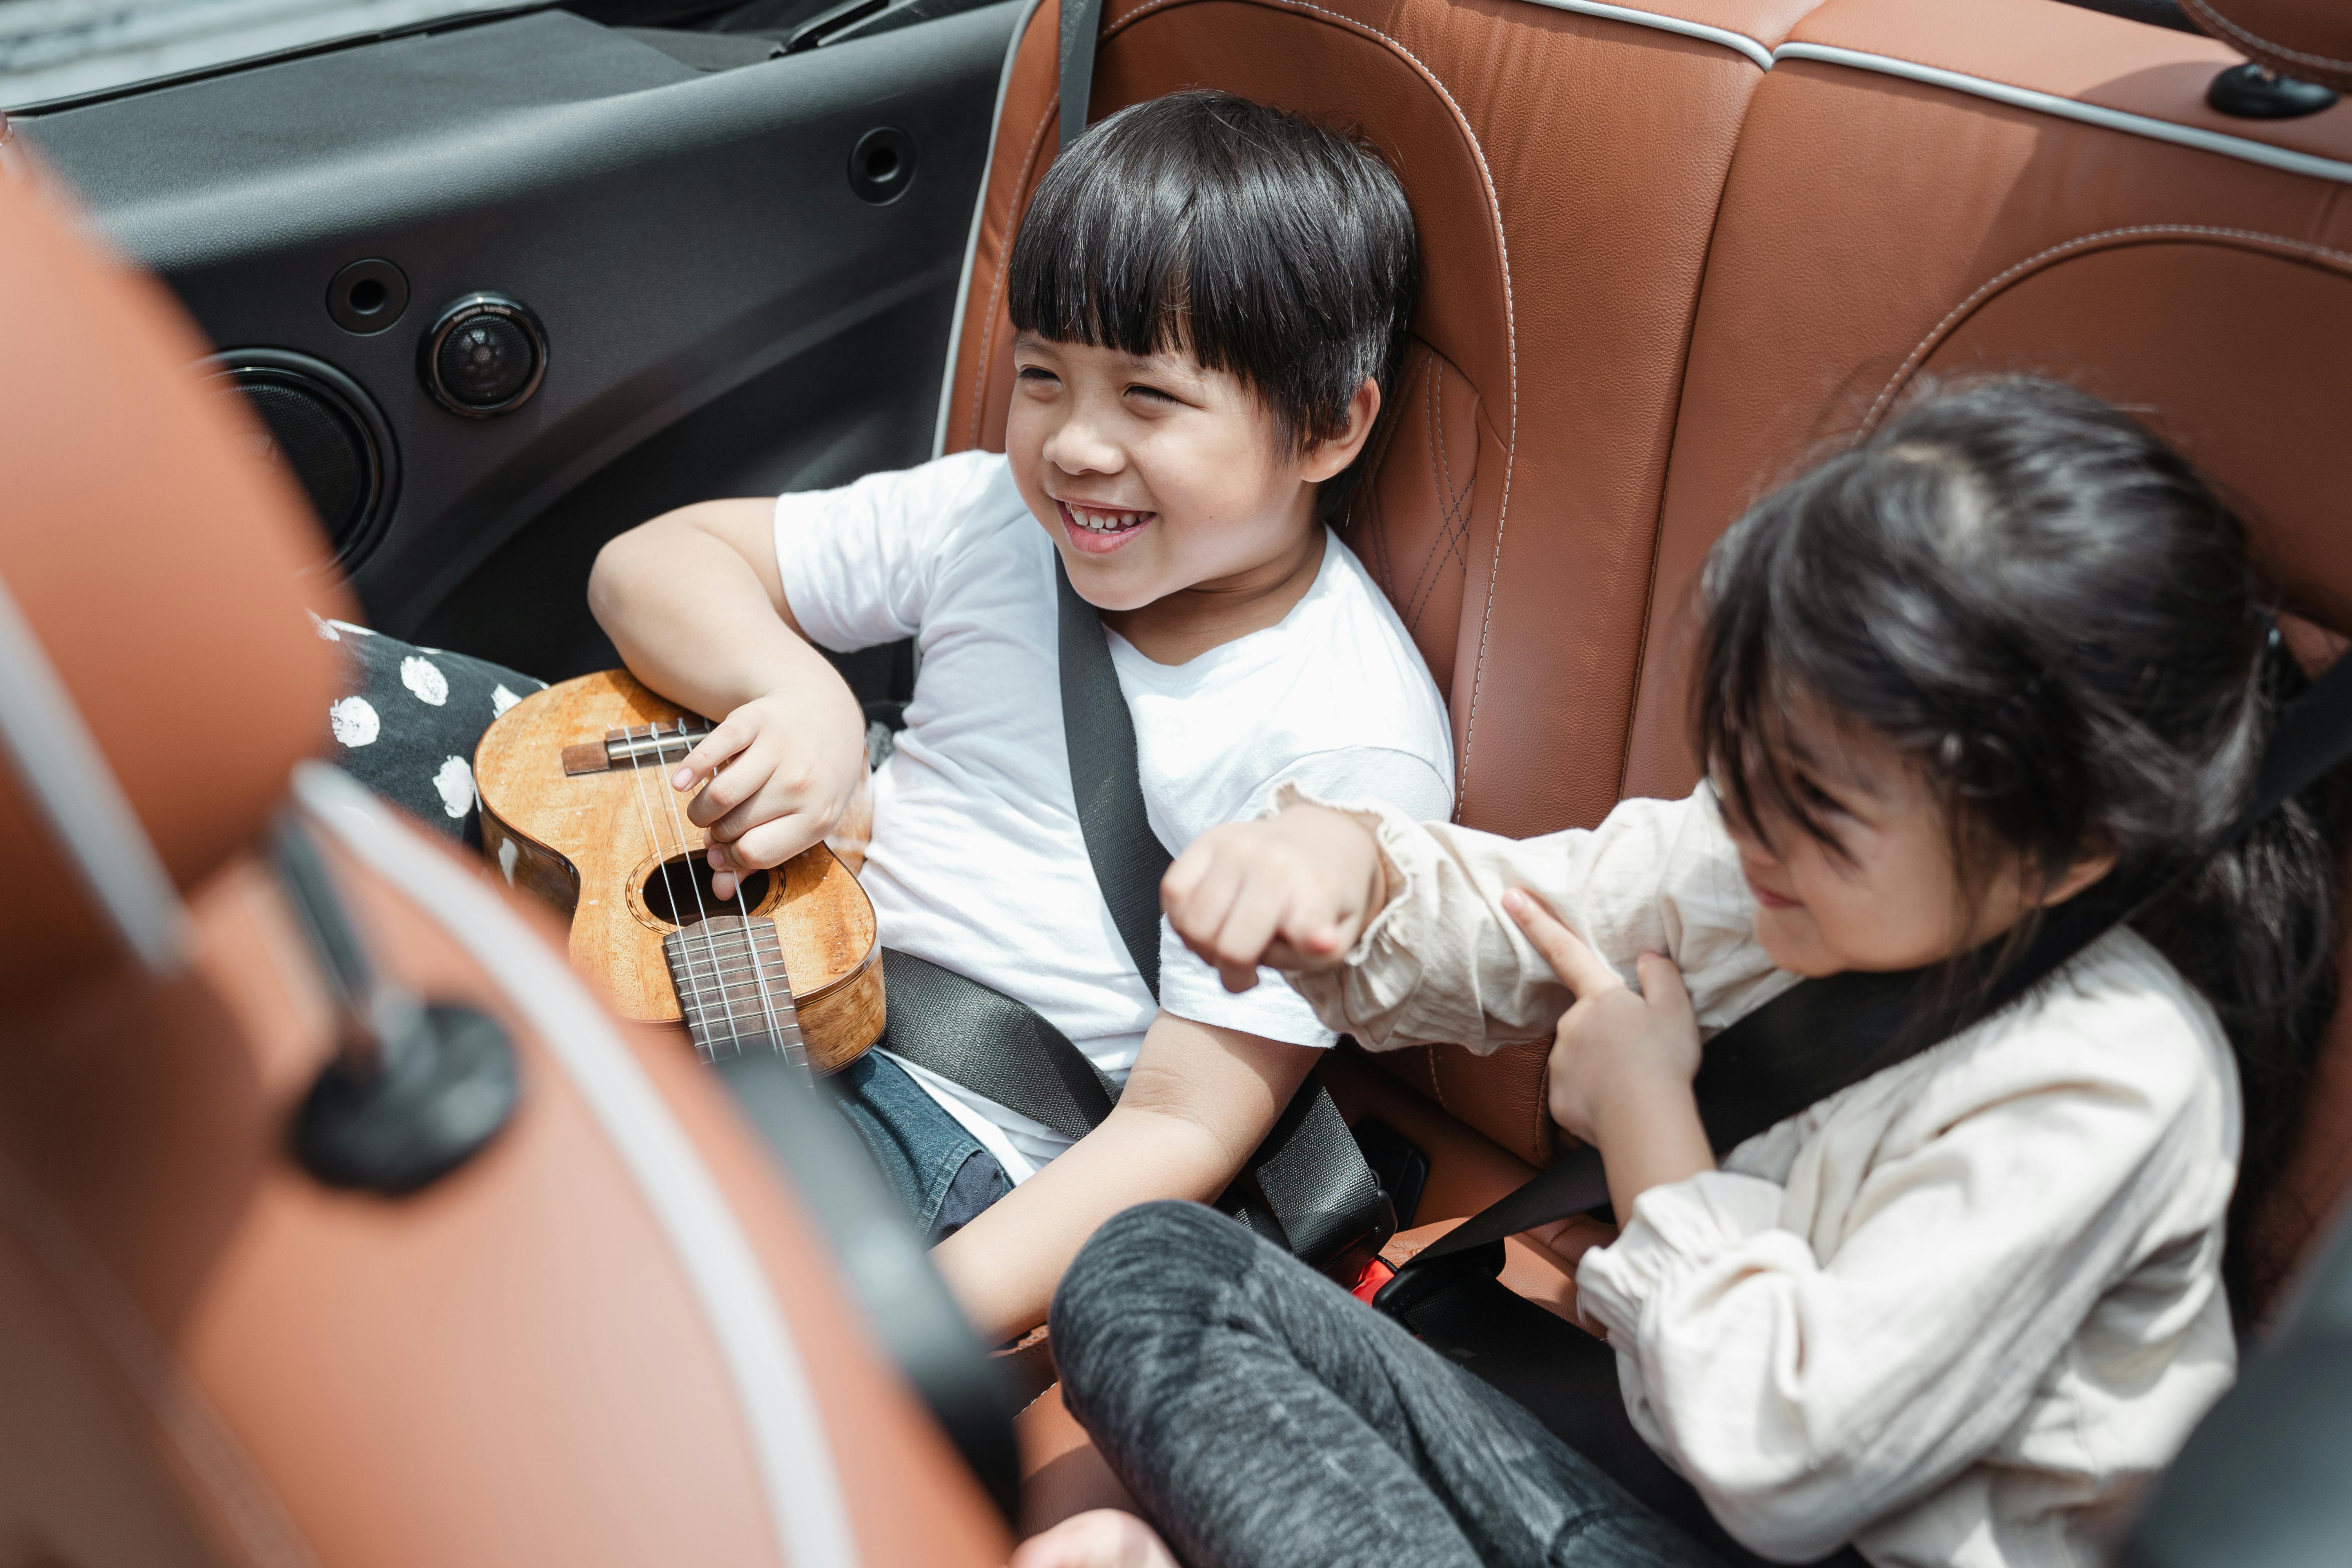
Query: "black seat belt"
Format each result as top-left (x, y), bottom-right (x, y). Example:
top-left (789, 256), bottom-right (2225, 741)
top-left (876, 558), bottom-right (1395, 1274)
top-left (1060, 0), bottom-right (1105, 152)
top-left (1367, 649), bottom-right (2352, 1566)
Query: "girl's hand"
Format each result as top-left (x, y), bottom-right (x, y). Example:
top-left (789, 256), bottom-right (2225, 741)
top-left (1010, 1510), bottom-right (1180, 1568)
top-left (667, 684), bottom-right (869, 900)
top-left (1503, 888), bottom-right (1702, 1147)
top-left (1162, 805), bottom-right (1386, 992)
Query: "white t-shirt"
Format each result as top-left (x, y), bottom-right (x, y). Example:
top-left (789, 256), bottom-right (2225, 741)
top-left (773, 450), bottom-right (1454, 1182)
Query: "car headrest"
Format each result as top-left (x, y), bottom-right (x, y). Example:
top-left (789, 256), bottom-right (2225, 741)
top-left (2183, 0), bottom-right (2352, 91)
top-left (0, 161), bottom-right (344, 1005)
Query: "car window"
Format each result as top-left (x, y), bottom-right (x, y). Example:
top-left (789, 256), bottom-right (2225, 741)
top-left (0, 0), bottom-right (538, 111)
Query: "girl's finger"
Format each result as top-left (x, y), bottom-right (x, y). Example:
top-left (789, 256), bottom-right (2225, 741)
top-left (1208, 881), bottom-right (1290, 991)
top-left (1169, 857), bottom-right (1247, 958)
top-left (671, 715), bottom-right (753, 791)
top-left (1634, 950), bottom-right (1695, 1020)
top-left (1161, 838), bottom-right (1215, 909)
top-left (1503, 887), bottom-right (1621, 997)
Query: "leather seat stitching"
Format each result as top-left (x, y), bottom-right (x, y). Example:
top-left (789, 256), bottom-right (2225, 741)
top-left (2180, 0), bottom-right (2352, 76)
top-left (1098, 0), bottom-right (1518, 811)
top-left (1401, 362), bottom-right (1461, 628)
top-left (1867, 224), bottom-right (2352, 433)
top-left (966, 96), bottom-right (1061, 452)
top-left (1348, 347), bottom-right (1421, 601)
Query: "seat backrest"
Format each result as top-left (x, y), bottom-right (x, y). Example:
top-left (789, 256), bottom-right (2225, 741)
top-left (0, 159), bottom-right (1011, 1565)
top-left (1629, 0), bottom-right (2352, 1308)
top-left (942, 0), bottom-right (1823, 1162)
top-left (0, 165), bottom-right (340, 1007)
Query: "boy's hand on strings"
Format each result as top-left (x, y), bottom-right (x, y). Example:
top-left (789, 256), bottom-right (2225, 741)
top-left (1505, 887), bottom-right (1706, 1171)
top-left (666, 685), bottom-right (867, 900)
top-left (1162, 805), bottom-right (1387, 992)
top-left (1009, 1510), bottom-right (1180, 1568)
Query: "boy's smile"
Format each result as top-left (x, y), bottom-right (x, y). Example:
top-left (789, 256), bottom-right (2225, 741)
top-left (1054, 497), bottom-right (1156, 554)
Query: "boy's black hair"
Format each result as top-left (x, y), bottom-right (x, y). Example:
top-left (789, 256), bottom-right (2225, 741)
top-left (1005, 90), bottom-right (1419, 523)
top-left (1693, 376), bottom-right (2341, 1323)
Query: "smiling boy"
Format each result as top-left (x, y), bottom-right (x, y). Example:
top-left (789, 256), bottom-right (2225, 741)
top-left (587, 91), bottom-right (1451, 1341)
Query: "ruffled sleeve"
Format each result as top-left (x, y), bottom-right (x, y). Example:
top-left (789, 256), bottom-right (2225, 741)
top-left (1272, 782), bottom-right (1793, 1054)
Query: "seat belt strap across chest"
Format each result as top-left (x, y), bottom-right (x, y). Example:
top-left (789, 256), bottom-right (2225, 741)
top-left (1053, 557), bottom-right (1391, 1268)
top-left (1055, 559), bottom-right (1167, 996)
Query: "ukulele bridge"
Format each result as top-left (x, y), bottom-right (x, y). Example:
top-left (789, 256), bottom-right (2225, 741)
top-left (563, 718), bottom-right (715, 777)
top-left (662, 914), bottom-right (806, 1071)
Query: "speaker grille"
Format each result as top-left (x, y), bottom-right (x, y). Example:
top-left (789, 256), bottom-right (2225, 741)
top-left (435, 314), bottom-right (537, 408)
top-left (205, 352), bottom-right (394, 570)
top-left (237, 376), bottom-right (367, 538)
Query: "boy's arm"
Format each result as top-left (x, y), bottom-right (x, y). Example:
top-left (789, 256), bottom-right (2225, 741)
top-left (929, 1013), bottom-right (1318, 1345)
top-left (587, 498), bottom-right (869, 880)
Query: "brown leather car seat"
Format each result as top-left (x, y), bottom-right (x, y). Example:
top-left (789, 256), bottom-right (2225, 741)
top-left (0, 164), bottom-right (1009, 1567)
top-left (944, 0), bottom-right (1831, 1171)
top-left (1632, 0), bottom-right (2352, 1311)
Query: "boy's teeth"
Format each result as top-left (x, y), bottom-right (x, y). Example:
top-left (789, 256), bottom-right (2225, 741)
top-left (1072, 505), bottom-right (1142, 532)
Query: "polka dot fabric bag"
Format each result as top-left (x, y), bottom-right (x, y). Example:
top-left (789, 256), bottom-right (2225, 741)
top-left (314, 615), bottom-right (547, 849)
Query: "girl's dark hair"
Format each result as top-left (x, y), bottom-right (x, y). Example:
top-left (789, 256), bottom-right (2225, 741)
top-left (1693, 376), bottom-right (2339, 1321)
top-left (1005, 90), bottom-right (1419, 523)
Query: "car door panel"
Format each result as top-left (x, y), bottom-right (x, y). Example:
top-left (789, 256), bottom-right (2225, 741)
top-left (22, 1), bottom-right (1023, 676)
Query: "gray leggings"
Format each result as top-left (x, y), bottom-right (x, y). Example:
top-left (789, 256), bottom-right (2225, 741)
top-left (1050, 1201), bottom-right (1726, 1568)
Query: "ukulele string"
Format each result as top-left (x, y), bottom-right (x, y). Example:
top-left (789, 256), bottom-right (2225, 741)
top-left (719, 784), bottom-right (792, 1063)
top-left (625, 722), bottom-right (735, 1060)
top-left (654, 719), bottom-right (750, 1058)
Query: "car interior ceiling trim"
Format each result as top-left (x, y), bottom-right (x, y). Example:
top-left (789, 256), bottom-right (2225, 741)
top-left (1774, 41), bottom-right (2352, 186)
top-left (935, 0), bottom-right (1051, 459)
top-left (1512, 0), bottom-right (1770, 71)
top-left (0, 570), bottom-right (189, 975)
top-left (290, 761), bottom-right (859, 1568)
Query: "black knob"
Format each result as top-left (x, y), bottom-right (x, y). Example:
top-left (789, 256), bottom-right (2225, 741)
top-left (420, 294), bottom-right (547, 417)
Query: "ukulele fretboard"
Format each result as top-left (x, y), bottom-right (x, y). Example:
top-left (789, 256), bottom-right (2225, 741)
top-left (662, 915), bottom-right (806, 1071)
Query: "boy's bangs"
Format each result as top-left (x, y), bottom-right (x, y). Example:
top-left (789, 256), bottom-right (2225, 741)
top-left (1017, 179), bottom-right (1209, 376)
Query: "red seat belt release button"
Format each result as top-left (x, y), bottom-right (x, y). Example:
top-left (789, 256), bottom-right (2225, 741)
top-left (1350, 1257), bottom-right (1396, 1304)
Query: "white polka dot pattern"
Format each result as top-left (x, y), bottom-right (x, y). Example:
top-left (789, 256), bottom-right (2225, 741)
top-left (402, 655), bottom-right (450, 706)
top-left (433, 755), bottom-right (475, 818)
top-left (329, 695), bottom-right (379, 747)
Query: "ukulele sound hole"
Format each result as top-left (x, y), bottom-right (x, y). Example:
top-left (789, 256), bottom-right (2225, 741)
top-left (642, 853), bottom-right (771, 927)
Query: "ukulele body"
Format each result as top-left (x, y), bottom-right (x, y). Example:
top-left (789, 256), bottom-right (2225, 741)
top-left (474, 668), bottom-right (883, 1072)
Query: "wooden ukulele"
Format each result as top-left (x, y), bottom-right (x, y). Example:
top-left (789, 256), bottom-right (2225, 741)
top-left (474, 669), bottom-right (883, 1073)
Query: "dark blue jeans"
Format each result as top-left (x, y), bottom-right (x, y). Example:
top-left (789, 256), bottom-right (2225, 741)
top-left (830, 1051), bottom-right (1012, 1245)
top-left (1053, 1201), bottom-right (1726, 1568)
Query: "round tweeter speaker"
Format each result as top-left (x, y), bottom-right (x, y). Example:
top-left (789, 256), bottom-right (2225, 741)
top-left (420, 293), bottom-right (547, 417)
top-left (204, 349), bottom-right (397, 572)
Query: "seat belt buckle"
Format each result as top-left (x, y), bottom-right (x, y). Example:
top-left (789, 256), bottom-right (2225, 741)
top-left (1370, 1235), bottom-right (1507, 1324)
top-left (1310, 1190), bottom-right (1398, 1289)
top-left (1348, 1256), bottom-right (1396, 1303)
